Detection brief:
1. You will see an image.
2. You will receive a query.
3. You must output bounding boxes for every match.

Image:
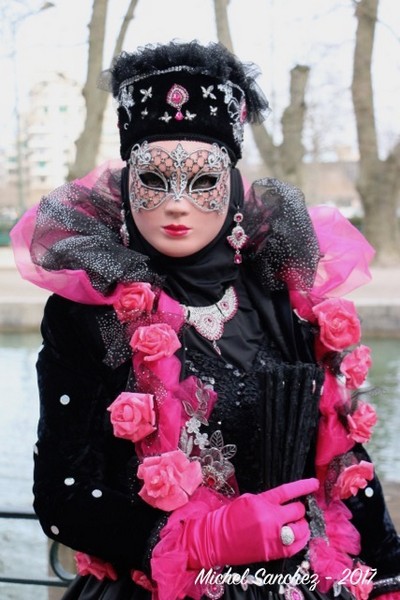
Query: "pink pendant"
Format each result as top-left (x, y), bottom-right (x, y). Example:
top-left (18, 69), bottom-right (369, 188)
top-left (227, 224), bottom-right (248, 252)
top-left (166, 84), bottom-right (189, 121)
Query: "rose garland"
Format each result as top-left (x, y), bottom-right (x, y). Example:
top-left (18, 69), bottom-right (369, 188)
top-left (292, 289), bottom-right (377, 599)
top-left (75, 282), bottom-right (233, 598)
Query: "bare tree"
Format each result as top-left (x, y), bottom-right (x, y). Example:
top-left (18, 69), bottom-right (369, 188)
top-left (68, 0), bottom-right (139, 181)
top-left (212, 0), bottom-right (310, 187)
top-left (251, 65), bottom-right (310, 184)
top-left (351, 0), bottom-right (400, 264)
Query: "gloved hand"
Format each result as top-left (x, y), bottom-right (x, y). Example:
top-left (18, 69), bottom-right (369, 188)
top-left (181, 478), bottom-right (319, 568)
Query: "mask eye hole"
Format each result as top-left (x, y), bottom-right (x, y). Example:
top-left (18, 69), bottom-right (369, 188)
top-left (138, 171), bottom-right (167, 191)
top-left (190, 173), bottom-right (221, 192)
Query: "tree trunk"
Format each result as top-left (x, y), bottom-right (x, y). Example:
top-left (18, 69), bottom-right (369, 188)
top-left (68, 0), bottom-right (108, 181)
top-left (351, 0), bottom-right (400, 264)
top-left (250, 64), bottom-right (310, 186)
top-left (68, 0), bottom-right (139, 181)
top-left (212, 0), bottom-right (309, 188)
top-left (279, 65), bottom-right (310, 186)
top-left (250, 121), bottom-right (281, 178)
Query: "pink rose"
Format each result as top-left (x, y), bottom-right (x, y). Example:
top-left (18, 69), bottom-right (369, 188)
top-left (347, 563), bottom-right (375, 600)
top-left (333, 460), bottom-right (374, 500)
top-left (312, 298), bottom-right (361, 351)
top-left (108, 392), bottom-right (156, 442)
top-left (130, 323), bottom-right (181, 362)
top-left (341, 345), bottom-right (372, 389)
top-left (347, 401), bottom-right (377, 443)
top-left (137, 449), bottom-right (202, 511)
top-left (113, 282), bottom-right (155, 322)
top-left (75, 552), bottom-right (118, 581)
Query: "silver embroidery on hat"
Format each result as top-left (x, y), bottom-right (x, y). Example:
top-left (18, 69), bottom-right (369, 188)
top-left (201, 85), bottom-right (216, 99)
top-left (140, 86), bottom-right (152, 102)
top-left (118, 84), bottom-right (135, 121)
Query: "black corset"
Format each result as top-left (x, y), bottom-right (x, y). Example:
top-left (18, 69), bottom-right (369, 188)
top-left (184, 346), bottom-right (324, 494)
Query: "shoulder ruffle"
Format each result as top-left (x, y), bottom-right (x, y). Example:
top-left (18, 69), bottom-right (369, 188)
top-left (243, 177), bottom-right (321, 291)
top-left (290, 205), bottom-right (375, 320)
top-left (10, 161), bottom-right (162, 304)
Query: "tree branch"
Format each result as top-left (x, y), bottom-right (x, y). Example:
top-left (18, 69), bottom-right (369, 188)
top-left (112, 0), bottom-right (139, 58)
top-left (213, 0), bottom-right (234, 51)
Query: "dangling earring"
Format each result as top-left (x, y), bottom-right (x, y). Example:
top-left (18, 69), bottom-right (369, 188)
top-left (227, 208), bottom-right (248, 264)
top-left (120, 207), bottom-right (130, 247)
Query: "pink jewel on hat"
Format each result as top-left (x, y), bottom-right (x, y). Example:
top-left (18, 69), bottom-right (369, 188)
top-left (239, 98), bottom-right (248, 124)
top-left (166, 84), bottom-right (189, 121)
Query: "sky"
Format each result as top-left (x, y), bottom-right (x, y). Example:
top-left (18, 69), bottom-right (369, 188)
top-left (1, 0), bottom-right (399, 160)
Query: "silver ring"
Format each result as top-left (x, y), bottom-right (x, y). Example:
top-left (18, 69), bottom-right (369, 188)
top-left (280, 525), bottom-right (295, 546)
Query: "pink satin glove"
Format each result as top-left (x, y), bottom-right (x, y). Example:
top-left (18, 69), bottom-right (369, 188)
top-left (181, 478), bottom-right (319, 569)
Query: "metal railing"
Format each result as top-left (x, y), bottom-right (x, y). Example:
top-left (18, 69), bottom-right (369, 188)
top-left (0, 508), bottom-right (75, 588)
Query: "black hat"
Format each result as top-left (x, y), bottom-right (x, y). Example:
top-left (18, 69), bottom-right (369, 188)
top-left (101, 41), bottom-right (269, 164)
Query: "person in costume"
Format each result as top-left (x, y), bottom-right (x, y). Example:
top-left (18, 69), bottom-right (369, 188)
top-left (11, 41), bottom-right (400, 600)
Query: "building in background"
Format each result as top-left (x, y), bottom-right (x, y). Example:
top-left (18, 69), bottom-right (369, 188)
top-left (0, 73), bottom-right (85, 215)
top-left (0, 72), bottom-right (123, 219)
top-left (23, 73), bottom-right (86, 207)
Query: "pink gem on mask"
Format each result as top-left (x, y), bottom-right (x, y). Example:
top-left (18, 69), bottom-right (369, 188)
top-left (166, 84), bottom-right (189, 121)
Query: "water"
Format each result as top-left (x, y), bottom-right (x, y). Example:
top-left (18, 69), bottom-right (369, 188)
top-left (363, 337), bottom-right (400, 482)
top-left (0, 333), bottom-right (55, 600)
top-left (0, 333), bottom-right (399, 599)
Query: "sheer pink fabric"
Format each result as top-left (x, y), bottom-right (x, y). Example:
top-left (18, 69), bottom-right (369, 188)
top-left (290, 206), bottom-right (375, 321)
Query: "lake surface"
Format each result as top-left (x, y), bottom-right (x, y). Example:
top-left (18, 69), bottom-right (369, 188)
top-left (0, 333), bottom-right (399, 599)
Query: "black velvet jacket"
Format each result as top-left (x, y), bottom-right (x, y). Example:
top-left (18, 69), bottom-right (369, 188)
top-left (28, 170), bottom-right (400, 596)
top-left (34, 292), bottom-right (400, 592)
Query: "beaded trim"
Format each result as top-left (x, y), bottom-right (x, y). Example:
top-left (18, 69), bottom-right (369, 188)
top-left (119, 66), bottom-right (245, 97)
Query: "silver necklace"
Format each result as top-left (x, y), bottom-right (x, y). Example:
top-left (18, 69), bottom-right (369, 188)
top-left (180, 286), bottom-right (238, 355)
